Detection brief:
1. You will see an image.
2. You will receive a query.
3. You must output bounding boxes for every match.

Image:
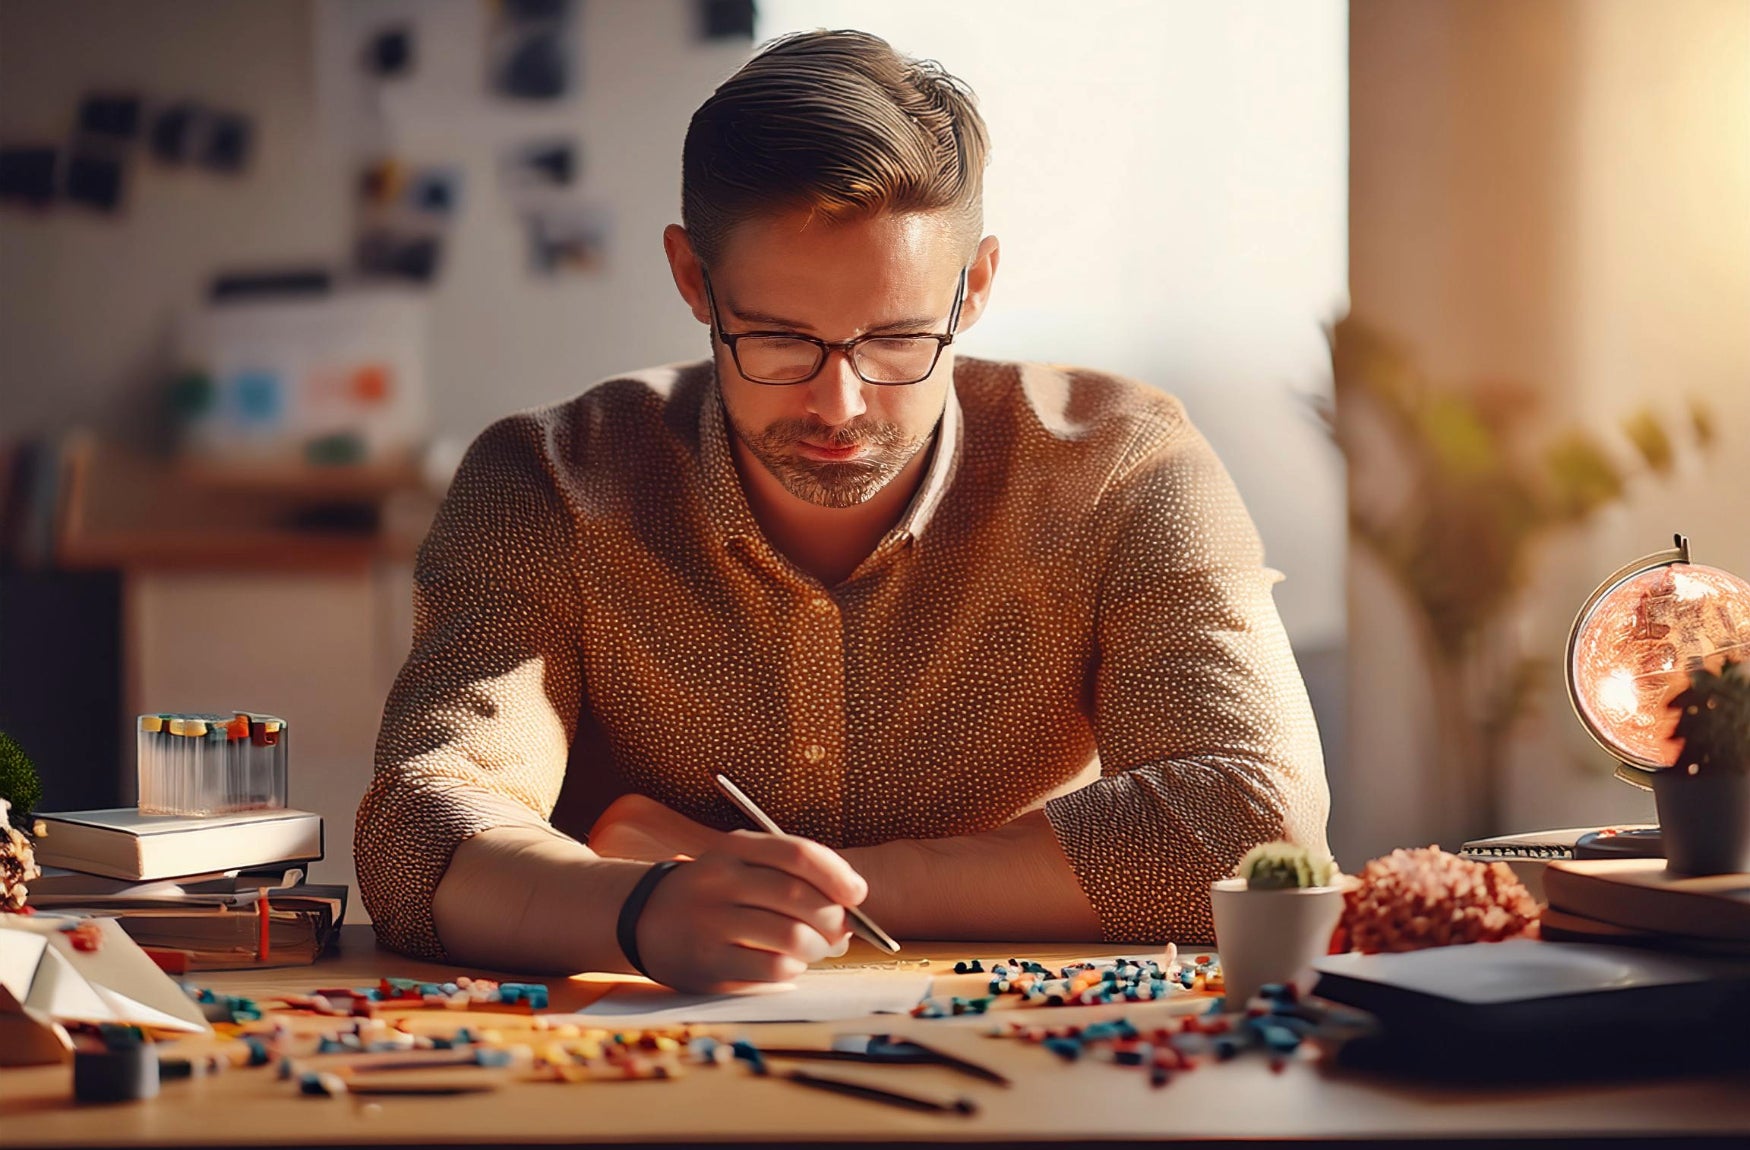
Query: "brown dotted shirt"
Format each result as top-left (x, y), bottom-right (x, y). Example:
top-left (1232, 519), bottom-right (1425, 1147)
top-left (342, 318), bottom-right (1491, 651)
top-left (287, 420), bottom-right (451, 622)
top-left (356, 357), bottom-right (1329, 960)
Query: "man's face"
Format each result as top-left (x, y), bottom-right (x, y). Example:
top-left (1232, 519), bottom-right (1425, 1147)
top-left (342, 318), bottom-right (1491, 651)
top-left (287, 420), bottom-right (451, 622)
top-left (701, 210), bottom-right (970, 509)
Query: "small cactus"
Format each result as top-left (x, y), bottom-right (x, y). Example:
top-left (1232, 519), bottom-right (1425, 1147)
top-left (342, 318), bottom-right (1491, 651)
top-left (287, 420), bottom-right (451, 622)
top-left (1235, 840), bottom-right (1341, 889)
top-left (1669, 659), bottom-right (1750, 777)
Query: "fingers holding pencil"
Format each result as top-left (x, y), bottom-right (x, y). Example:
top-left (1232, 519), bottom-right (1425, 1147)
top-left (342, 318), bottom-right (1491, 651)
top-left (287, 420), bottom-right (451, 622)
top-left (633, 829), bottom-right (862, 992)
top-left (715, 774), bottom-right (900, 954)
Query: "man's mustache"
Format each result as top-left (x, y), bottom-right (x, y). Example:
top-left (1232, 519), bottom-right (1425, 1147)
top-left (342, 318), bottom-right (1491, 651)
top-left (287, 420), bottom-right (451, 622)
top-left (761, 419), bottom-right (905, 450)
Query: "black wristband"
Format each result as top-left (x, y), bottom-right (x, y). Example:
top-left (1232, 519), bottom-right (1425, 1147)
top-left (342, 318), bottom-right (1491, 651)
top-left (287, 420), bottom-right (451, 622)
top-left (616, 860), bottom-right (685, 979)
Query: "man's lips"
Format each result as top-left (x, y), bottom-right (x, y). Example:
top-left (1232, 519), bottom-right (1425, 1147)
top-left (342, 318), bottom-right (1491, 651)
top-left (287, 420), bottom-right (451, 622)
top-left (795, 440), bottom-right (867, 461)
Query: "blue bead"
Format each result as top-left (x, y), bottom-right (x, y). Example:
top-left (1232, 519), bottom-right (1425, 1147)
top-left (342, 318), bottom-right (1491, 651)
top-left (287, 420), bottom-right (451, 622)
top-left (1043, 1037), bottom-right (1082, 1061)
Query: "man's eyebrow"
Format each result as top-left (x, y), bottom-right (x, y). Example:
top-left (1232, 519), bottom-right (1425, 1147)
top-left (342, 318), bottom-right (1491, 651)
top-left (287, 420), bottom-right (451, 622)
top-left (726, 304), bottom-right (941, 335)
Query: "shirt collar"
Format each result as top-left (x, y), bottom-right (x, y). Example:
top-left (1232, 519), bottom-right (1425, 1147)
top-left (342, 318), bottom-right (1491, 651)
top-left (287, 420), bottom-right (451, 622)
top-left (696, 365), bottom-right (964, 551)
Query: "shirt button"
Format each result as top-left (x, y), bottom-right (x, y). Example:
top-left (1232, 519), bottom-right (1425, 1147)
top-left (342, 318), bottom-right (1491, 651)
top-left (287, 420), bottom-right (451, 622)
top-left (803, 743), bottom-right (826, 764)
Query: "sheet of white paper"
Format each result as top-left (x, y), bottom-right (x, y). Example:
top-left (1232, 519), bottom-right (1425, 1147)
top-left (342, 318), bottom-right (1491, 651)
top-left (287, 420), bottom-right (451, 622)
top-left (570, 968), bottom-right (933, 1025)
top-left (0, 928), bottom-right (51, 1002)
top-left (0, 915), bottom-right (209, 1033)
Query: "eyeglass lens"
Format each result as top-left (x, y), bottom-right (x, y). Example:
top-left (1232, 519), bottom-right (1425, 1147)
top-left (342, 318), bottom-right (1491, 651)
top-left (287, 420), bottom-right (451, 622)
top-left (737, 336), bottom-right (940, 385)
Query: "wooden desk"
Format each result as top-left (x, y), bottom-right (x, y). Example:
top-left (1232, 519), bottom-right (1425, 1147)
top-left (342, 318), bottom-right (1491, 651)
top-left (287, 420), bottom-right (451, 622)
top-left (4, 926), bottom-right (1748, 1147)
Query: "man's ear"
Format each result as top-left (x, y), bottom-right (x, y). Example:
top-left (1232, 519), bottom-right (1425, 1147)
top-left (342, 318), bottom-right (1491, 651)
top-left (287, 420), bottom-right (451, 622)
top-left (663, 224), bottom-right (712, 326)
top-left (955, 234), bottom-right (1001, 333)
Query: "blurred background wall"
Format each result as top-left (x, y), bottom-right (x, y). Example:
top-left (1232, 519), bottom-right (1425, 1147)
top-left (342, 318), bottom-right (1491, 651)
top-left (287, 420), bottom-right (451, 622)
top-left (1345, 0), bottom-right (1750, 861)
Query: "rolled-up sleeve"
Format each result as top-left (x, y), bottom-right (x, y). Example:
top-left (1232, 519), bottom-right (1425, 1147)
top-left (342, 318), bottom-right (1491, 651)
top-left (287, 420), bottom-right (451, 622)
top-left (355, 412), bottom-right (584, 960)
top-left (1044, 412), bottom-right (1330, 944)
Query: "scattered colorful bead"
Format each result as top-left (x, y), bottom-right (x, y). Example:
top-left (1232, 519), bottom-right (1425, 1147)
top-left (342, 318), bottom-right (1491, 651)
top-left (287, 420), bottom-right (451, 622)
top-left (59, 919), bottom-right (104, 952)
top-left (913, 955), bottom-right (1221, 1016)
top-left (985, 981), bottom-right (1333, 1087)
top-left (181, 984), bottom-right (263, 1023)
top-left (374, 975), bottom-right (550, 1011)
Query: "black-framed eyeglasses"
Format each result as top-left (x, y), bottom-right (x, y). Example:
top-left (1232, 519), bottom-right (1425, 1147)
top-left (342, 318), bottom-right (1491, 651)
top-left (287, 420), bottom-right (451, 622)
top-left (700, 265), bottom-right (967, 386)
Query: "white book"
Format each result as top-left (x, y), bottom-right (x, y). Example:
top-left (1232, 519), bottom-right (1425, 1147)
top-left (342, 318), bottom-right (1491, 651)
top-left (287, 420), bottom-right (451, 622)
top-left (31, 808), bottom-right (323, 882)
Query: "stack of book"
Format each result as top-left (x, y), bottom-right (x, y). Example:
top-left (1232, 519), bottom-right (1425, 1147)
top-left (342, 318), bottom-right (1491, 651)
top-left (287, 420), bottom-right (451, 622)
top-left (27, 806), bottom-right (342, 971)
top-left (1540, 858), bottom-right (1750, 958)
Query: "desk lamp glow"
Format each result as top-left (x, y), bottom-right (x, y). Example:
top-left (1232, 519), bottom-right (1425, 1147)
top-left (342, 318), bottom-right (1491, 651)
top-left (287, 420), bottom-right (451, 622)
top-left (1565, 534), bottom-right (1750, 859)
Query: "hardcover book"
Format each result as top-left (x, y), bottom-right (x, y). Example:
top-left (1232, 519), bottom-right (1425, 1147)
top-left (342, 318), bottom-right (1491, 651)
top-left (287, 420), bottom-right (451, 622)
top-left (31, 808), bottom-right (323, 882)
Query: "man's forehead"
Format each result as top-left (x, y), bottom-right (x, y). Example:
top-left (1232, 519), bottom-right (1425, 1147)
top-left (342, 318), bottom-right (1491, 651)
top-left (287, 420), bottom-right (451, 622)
top-left (711, 210), bottom-right (964, 329)
top-left (717, 210), bottom-right (961, 275)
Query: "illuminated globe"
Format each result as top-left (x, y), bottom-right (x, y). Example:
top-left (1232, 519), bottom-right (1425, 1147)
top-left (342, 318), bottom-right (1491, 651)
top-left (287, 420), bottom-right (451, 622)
top-left (1568, 548), bottom-right (1750, 774)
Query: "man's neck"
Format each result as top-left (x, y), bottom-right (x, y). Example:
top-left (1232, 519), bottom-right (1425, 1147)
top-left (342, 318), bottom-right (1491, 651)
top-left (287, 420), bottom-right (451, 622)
top-left (730, 434), bottom-right (934, 588)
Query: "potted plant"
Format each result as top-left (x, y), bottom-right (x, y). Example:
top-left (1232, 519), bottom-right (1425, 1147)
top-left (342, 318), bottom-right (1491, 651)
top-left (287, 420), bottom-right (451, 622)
top-left (1656, 659), bottom-right (1750, 875)
top-left (1209, 841), bottom-right (1349, 1007)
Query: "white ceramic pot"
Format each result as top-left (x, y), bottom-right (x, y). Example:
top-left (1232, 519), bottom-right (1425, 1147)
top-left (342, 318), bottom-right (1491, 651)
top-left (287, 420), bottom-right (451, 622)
top-left (1209, 877), bottom-right (1351, 1008)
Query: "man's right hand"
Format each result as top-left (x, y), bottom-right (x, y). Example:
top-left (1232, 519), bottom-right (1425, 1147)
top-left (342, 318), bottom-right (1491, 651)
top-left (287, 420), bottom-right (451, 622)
top-left (633, 830), bottom-right (867, 993)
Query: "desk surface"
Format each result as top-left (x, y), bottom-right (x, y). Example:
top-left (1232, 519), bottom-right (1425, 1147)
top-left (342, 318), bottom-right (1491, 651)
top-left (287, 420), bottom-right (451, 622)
top-left (5, 925), bottom-right (1748, 1147)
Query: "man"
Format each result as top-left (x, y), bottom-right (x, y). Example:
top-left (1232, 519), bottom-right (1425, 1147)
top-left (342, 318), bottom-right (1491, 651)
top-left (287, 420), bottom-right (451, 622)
top-left (356, 30), bottom-right (1328, 993)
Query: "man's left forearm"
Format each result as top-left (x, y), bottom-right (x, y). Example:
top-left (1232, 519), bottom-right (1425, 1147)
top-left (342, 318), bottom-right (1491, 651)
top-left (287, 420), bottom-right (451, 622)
top-left (840, 809), bottom-right (1103, 940)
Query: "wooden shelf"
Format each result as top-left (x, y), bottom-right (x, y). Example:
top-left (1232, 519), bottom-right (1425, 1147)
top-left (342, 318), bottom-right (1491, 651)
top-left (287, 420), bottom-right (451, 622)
top-left (174, 458), bottom-right (426, 501)
top-left (57, 528), bottom-right (414, 573)
top-left (52, 437), bottom-right (432, 573)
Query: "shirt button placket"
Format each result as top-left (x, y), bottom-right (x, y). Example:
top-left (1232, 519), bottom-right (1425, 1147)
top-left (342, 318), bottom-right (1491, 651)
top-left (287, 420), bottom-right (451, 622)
top-left (791, 588), bottom-right (847, 841)
top-left (801, 598), bottom-right (842, 767)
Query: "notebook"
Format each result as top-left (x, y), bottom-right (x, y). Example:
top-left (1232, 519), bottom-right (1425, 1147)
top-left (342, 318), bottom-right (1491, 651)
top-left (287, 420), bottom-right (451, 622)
top-left (1537, 906), bottom-right (1750, 958)
top-left (33, 884), bottom-right (347, 971)
top-left (1542, 858), bottom-right (1750, 942)
top-left (32, 808), bottom-right (323, 881)
top-left (1310, 939), bottom-right (1750, 1077)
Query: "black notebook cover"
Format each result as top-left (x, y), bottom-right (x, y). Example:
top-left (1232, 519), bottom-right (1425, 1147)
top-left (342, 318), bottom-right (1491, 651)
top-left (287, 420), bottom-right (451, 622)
top-left (1311, 940), bottom-right (1750, 1079)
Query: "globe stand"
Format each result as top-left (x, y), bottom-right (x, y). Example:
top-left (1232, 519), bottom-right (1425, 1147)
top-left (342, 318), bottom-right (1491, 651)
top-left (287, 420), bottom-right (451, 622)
top-left (1573, 827), bottom-right (1663, 859)
top-left (1564, 533), bottom-right (1750, 860)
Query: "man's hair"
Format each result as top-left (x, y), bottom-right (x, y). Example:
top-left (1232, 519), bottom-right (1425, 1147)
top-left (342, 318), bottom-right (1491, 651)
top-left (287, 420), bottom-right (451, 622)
top-left (682, 29), bottom-right (990, 268)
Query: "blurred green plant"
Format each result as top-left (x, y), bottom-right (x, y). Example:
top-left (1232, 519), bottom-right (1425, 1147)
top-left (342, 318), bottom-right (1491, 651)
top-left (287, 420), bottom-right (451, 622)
top-left (1319, 318), bottom-right (1715, 839)
top-left (0, 731), bottom-right (44, 827)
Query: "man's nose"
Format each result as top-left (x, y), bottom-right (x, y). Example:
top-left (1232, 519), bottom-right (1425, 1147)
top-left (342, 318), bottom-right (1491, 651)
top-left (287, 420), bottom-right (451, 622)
top-left (804, 349), bottom-right (868, 428)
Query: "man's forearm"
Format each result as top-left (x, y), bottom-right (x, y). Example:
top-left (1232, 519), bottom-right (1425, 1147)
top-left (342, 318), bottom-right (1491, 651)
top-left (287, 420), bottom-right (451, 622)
top-left (430, 825), bottom-right (651, 974)
top-left (840, 809), bottom-right (1103, 940)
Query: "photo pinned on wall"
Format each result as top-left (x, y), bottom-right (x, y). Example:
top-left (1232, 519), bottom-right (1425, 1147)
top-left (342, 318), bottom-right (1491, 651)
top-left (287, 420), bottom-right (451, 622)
top-left (76, 93), bottom-right (144, 142)
top-left (354, 158), bottom-right (463, 285)
top-left (487, 0), bottom-right (579, 102)
top-left (364, 24), bottom-right (415, 79)
top-left (62, 91), bottom-right (144, 214)
top-left (499, 137), bottom-right (579, 204)
top-left (697, 0), bottom-right (756, 41)
top-left (524, 200), bottom-right (610, 277)
top-left (64, 152), bottom-right (125, 212)
top-left (145, 101), bottom-right (255, 174)
top-left (0, 147), bottom-right (58, 210)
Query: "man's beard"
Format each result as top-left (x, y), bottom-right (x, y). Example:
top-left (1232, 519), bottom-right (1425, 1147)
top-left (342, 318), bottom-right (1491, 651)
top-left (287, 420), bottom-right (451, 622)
top-left (728, 412), bottom-right (922, 509)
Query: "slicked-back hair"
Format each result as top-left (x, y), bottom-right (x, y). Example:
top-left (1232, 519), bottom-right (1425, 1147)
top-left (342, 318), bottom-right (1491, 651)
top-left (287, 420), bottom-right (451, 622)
top-left (682, 29), bottom-right (990, 268)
